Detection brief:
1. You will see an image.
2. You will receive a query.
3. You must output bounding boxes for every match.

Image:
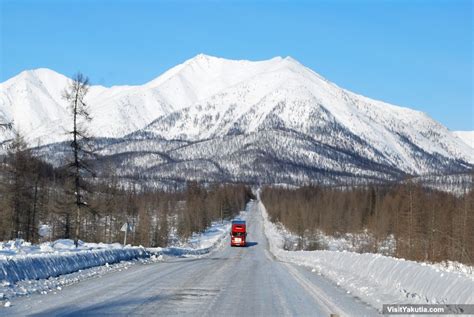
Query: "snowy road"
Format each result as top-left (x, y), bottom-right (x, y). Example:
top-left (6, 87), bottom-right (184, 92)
top-left (4, 201), bottom-right (379, 316)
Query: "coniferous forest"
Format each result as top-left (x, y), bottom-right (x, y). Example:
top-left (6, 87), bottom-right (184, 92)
top-left (1, 128), bottom-right (472, 265)
top-left (0, 134), bottom-right (253, 247)
top-left (261, 183), bottom-right (473, 265)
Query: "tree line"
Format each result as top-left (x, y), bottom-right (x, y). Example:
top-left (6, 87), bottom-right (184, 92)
top-left (0, 141), bottom-right (253, 246)
top-left (261, 182), bottom-right (473, 265)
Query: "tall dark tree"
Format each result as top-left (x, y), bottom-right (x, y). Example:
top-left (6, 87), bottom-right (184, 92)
top-left (63, 73), bottom-right (95, 247)
top-left (5, 132), bottom-right (35, 239)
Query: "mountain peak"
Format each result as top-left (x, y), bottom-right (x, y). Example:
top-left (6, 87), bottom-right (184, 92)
top-left (193, 53), bottom-right (219, 60)
top-left (20, 68), bottom-right (64, 79)
top-left (2, 68), bottom-right (68, 88)
top-left (144, 54), bottom-right (292, 93)
top-left (184, 53), bottom-right (222, 65)
top-left (184, 54), bottom-right (297, 66)
top-left (283, 56), bottom-right (299, 64)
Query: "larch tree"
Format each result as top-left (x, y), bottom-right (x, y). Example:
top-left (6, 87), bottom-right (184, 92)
top-left (0, 122), bottom-right (13, 238)
top-left (63, 73), bottom-right (95, 247)
top-left (6, 132), bottom-right (33, 239)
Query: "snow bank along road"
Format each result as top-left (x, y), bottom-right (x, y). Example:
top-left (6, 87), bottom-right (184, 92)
top-left (3, 201), bottom-right (378, 316)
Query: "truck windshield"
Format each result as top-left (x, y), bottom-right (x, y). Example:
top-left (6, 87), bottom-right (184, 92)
top-left (232, 232), bottom-right (245, 237)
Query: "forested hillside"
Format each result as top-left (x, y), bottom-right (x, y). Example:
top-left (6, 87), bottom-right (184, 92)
top-left (0, 135), bottom-right (254, 247)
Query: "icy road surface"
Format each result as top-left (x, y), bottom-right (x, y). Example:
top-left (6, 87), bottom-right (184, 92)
top-left (4, 201), bottom-right (378, 316)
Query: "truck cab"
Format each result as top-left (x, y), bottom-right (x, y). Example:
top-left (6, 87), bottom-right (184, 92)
top-left (230, 220), bottom-right (246, 247)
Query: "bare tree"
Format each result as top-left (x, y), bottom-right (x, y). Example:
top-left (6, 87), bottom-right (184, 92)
top-left (0, 121), bottom-right (14, 148)
top-left (63, 73), bottom-right (95, 247)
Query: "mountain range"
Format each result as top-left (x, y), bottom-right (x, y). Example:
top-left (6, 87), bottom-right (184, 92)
top-left (1, 54), bottom-right (472, 185)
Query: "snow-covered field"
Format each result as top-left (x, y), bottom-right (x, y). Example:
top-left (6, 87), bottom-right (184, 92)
top-left (260, 200), bottom-right (474, 310)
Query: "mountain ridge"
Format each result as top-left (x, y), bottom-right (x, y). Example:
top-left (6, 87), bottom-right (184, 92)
top-left (1, 54), bottom-right (472, 184)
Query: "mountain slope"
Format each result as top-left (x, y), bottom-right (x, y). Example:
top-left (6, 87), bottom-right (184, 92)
top-left (453, 131), bottom-right (474, 149)
top-left (133, 56), bottom-right (473, 175)
top-left (2, 54), bottom-right (473, 184)
top-left (0, 55), bottom-right (289, 145)
top-left (0, 68), bottom-right (70, 143)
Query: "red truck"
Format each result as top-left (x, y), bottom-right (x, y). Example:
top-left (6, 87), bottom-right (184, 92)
top-left (230, 220), bottom-right (247, 247)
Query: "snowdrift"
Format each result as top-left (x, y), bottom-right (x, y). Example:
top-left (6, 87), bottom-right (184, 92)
top-left (0, 240), bottom-right (149, 284)
top-left (147, 207), bottom-right (251, 257)
top-left (160, 224), bottom-right (230, 257)
top-left (260, 201), bottom-right (474, 309)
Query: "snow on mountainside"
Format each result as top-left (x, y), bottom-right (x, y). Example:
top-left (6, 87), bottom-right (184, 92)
top-left (135, 55), bottom-right (473, 174)
top-left (453, 131), bottom-right (474, 149)
top-left (0, 54), bottom-right (290, 145)
top-left (2, 54), bottom-right (473, 183)
top-left (0, 69), bottom-right (70, 144)
top-left (0, 68), bottom-right (174, 144)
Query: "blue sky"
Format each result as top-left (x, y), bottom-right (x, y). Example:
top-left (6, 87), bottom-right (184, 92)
top-left (1, 0), bottom-right (472, 130)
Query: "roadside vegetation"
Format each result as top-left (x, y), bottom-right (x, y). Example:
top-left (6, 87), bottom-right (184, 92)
top-left (261, 182), bottom-right (473, 265)
top-left (0, 73), bottom-right (254, 248)
top-left (0, 142), bottom-right (253, 247)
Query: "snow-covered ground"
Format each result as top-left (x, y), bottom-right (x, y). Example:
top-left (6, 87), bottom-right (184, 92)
top-left (0, 239), bottom-right (150, 304)
top-left (147, 206), bottom-right (249, 257)
top-left (0, 255), bottom-right (160, 306)
top-left (276, 222), bottom-right (396, 255)
top-left (3, 199), bottom-right (381, 316)
top-left (0, 207), bottom-right (249, 305)
top-left (260, 200), bottom-right (474, 310)
top-left (0, 239), bottom-right (134, 257)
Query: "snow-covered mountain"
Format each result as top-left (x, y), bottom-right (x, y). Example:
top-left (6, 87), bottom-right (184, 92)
top-left (2, 54), bottom-right (473, 185)
top-left (0, 54), bottom-right (292, 145)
